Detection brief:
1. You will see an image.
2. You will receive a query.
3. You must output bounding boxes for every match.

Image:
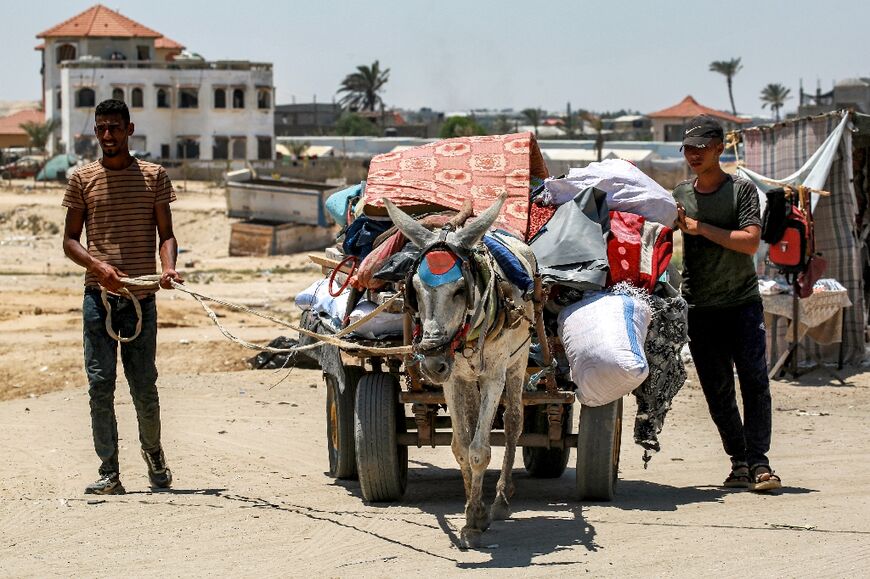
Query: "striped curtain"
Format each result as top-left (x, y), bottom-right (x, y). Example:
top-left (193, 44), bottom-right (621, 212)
top-left (742, 113), bottom-right (864, 364)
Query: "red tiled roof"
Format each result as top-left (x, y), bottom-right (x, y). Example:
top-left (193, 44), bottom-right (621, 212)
top-left (0, 110), bottom-right (45, 135)
top-left (155, 36), bottom-right (184, 50)
top-left (37, 4), bottom-right (162, 39)
top-left (647, 95), bottom-right (748, 124)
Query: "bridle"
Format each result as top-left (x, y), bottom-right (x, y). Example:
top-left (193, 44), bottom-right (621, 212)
top-left (404, 226), bottom-right (481, 359)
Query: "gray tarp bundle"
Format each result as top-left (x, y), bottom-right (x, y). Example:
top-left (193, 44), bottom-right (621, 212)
top-left (529, 186), bottom-right (610, 290)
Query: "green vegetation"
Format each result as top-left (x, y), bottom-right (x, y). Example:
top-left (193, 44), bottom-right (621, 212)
top-left (709, 58), bottom-right (743, 116)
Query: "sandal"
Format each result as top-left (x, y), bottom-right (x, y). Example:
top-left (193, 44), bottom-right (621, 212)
top-left (723, 464), bottom-right (751, 488)
top-left (750, 465), bottom-right (782, 492)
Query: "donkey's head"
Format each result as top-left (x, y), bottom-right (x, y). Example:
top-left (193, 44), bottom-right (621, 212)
top-left (385, 195), bottom-right (506, 384)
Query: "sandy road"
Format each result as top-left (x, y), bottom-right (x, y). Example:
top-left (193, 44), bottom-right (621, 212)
top-left (1, 366), bottom-right (869, 577)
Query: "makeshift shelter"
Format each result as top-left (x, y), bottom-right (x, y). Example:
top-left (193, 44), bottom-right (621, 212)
top-left (362, 132), bottom-right (548, 240)
top-left (735, 111), bottom-right (870, 364)
top-left (36, 154), bottom-right (78, 181)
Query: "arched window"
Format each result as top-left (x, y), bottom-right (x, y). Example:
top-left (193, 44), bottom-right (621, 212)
top-left (76, 88), bottom-right (95, 108)
top-left (56, 43), bottom-right (76, 64)
top-left (131, 88), bottom-right (143, 108)
top-left (56, 89), bottom-right (62, 109)
top-left (157, 88), bottom-right (169, 108)
top-left (214, 88), bottom-right (226, 109)
top-left (112, 88), bottom-right (125, 102)
top-left (257, 89), bottom-right (271, 109)
top-left (232, 88), bottom-right (245, 109)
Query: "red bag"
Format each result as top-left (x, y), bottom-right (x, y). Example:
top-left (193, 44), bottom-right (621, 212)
top-left (606, 211), bottom-right (673, 292)
top-left (768, 205), bottom-right (808, 273)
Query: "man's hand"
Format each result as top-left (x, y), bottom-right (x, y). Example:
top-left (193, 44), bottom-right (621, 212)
top-left (89, 261), bottom-right (127, 293)
top-left (675, 202), bottom-right (701, 236)
top-left (160, 268), bottom-right (183, 289)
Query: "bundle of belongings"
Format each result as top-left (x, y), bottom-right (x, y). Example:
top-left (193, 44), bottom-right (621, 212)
top-left (529, 158), bottom-right (688, 462)
top-left (297, 140), bottom-right (688, 463)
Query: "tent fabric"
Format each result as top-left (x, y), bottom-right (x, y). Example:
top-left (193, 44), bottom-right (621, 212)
top-left (362, 132), bottom-right (549, 240)
top-left (741, 112), bottom-right (864, 364)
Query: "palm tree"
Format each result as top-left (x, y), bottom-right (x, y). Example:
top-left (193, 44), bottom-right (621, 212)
top-left (709, 58), bottom-right (743, 116)
top-left (19, 118), bottom-right (58, 153)
top-left (337, 61), bottom-right (390, 112)
top-left (521, 108), bottom-right (542, 137)
top-left (760, 83), bottom-right (792, 121)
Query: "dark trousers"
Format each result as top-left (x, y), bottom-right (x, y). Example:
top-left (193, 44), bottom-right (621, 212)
top-left (83, 290), bottom-right (161, 476)
top-left (687, 301), bottom-right (772, 468)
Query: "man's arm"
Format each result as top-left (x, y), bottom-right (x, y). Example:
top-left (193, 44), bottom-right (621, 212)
top-left (63, 207), bottom-right (128, 293)
top-left (155, 202), bottom-right (182, 289)
top-left (676, 204), bottom-right (761, 255)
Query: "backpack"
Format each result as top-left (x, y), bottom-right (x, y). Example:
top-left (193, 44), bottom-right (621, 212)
top-left (767, 204), bottom-right (809, 273)
top-left (760, 187), bottom-right (792, 243)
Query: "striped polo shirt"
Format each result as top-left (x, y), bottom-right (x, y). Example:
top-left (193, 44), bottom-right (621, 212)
top-left (63, 158), bottom-right (176, 297)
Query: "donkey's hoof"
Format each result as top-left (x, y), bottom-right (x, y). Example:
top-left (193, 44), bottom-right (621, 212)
top-left (460, 528), bottom-right (482, 550)
top-left (490, 499), bottom-right (511, 521)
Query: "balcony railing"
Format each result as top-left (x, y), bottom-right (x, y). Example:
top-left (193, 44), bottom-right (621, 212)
top-left (60, 59), bottom-right (272, 72)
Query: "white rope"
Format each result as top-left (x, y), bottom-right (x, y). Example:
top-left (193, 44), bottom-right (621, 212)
top-left (106, 275), bottom-right (411, 356)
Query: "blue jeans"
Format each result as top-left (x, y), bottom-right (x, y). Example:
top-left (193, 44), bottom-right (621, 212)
top-left (83, 289), bottom-right (161, 476)
top-left (687, 301), bottom-right (772, 468)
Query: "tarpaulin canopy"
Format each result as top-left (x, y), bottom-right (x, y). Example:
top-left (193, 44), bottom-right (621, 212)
top-left (362, 132), bottom-right (549, 240)
top-left (737, 111), bottom-right (864, 364)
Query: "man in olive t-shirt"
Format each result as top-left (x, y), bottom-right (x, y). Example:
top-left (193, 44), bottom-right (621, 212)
top-left (673, 115), bottom-right (781, 492)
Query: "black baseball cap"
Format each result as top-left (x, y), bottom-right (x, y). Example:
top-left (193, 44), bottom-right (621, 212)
top-left (681, 115), bottom-right (724, 149)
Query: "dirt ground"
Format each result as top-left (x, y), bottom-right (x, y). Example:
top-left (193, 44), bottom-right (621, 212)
top-left (1, 179), bottom-right (869, 577)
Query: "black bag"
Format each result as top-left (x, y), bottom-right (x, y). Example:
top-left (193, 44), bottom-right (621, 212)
top-left (761, 187), bottom-right (792, 243)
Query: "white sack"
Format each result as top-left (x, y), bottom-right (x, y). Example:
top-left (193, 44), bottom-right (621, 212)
top-left (557, 291), bottom-right (651, 407)
top-left (295, 279), bottom-right (403, 339)
top-left (544, 158), bottom-right (678, 226)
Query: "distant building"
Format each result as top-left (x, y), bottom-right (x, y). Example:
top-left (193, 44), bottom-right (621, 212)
top-left (275, 102), bottom-right (342, 136)
top-left (602, 115), bottom-right (652, 141)
top-left (0, 109), bottom-right (44, 149)
top-left (647, 95), bottom-right (748, 141)
top-left (798, 78), bottom-right (870, 117)
top-left (36, 4), bottom-right (274, 160)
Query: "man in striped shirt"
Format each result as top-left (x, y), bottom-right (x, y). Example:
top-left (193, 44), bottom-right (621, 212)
top-left (62, 99), bottom-right (182, 495)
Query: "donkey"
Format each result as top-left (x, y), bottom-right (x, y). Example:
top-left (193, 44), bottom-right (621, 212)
top-left (384, 195), bottom-right (533, 549)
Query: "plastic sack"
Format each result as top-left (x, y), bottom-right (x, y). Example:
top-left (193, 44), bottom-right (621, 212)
top-left (294, 279), bottom-right (403, 339)
top-left (557, 291), bottom-right (651, 406)
top-left (325, 182), bottom-right (364, 227)
top-left (544, 159), bottom-right (678, 226)
top-left (373, 244), bottom-right (422, 282)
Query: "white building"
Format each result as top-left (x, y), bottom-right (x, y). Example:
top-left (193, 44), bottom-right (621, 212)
top-left (37, 5), bottom-right (274, 161)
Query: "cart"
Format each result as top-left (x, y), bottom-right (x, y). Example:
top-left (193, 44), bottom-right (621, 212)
top-left (303, 251), bottom-right (623, 503)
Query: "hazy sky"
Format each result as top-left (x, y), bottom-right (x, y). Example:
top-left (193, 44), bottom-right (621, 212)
top-left (2, 0), bottom-right (867, 118)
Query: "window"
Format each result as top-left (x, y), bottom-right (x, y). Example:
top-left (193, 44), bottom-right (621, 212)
top-left (131, 88), bottom-right (143, 108)
top-left (257, 137), bottom-right (272, 160)
top-left (156, 88), bottom-right (170, 108)
top-left (212, 136), bottom-right (229, 160)
top-left (231, 138), bottom-right (247, 160)
top-left (56, 90), bottom-right (62, 109)
top-left (129, 135), bottom-right (146, 153)
top-left (176, 138), bottom-right (200, 159)
top-left (136, 45), bottom-right (150, 61)
top-left (112, 88), bottom-right (125, 102)
top-left (76, 88), bottom-right (95, 108)
top-left (56, 43), bottom-right (76, 64)
top-left (214, 88), bottom-right (226, 109)
top-left (160, 144), bottom-right (170, 159)
top-left (257, 89), bottom-right (271, 109)
top-left (232, 88), bottom-right (245, 109)
top-left (179, 88), bottom-right (198, 109)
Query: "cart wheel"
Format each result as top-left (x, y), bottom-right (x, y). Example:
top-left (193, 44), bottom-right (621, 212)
top-left (522, 403), bottom-right (573, 478)
top-left (354, 372), bottom-right (408, 502)
top-left (325, 365), bottom-right (363, 479)
top-left (575, 398), bottom-right (623, 501)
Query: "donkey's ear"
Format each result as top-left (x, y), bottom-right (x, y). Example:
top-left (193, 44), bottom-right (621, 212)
top-left (452, 193), bottom-right (507, 249)
top-left (383, 198), bottom-right (436, 249)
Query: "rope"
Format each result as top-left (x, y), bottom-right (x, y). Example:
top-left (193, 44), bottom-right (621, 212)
top-left (105, 275), bottom-right (411, 356)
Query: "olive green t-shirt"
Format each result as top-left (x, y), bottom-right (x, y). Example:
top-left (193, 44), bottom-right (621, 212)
top-left (672, 175), bottom-right (761, 310)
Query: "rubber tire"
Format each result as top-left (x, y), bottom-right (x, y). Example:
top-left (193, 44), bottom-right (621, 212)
top-left (575, 398), bottom-right (623, 501)
top-left (325, 365), bottom-right (363, 479)
top-left (522, 403), bottom-right (573, 478)
top-left (354, 372), bottom-right (408, 502)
